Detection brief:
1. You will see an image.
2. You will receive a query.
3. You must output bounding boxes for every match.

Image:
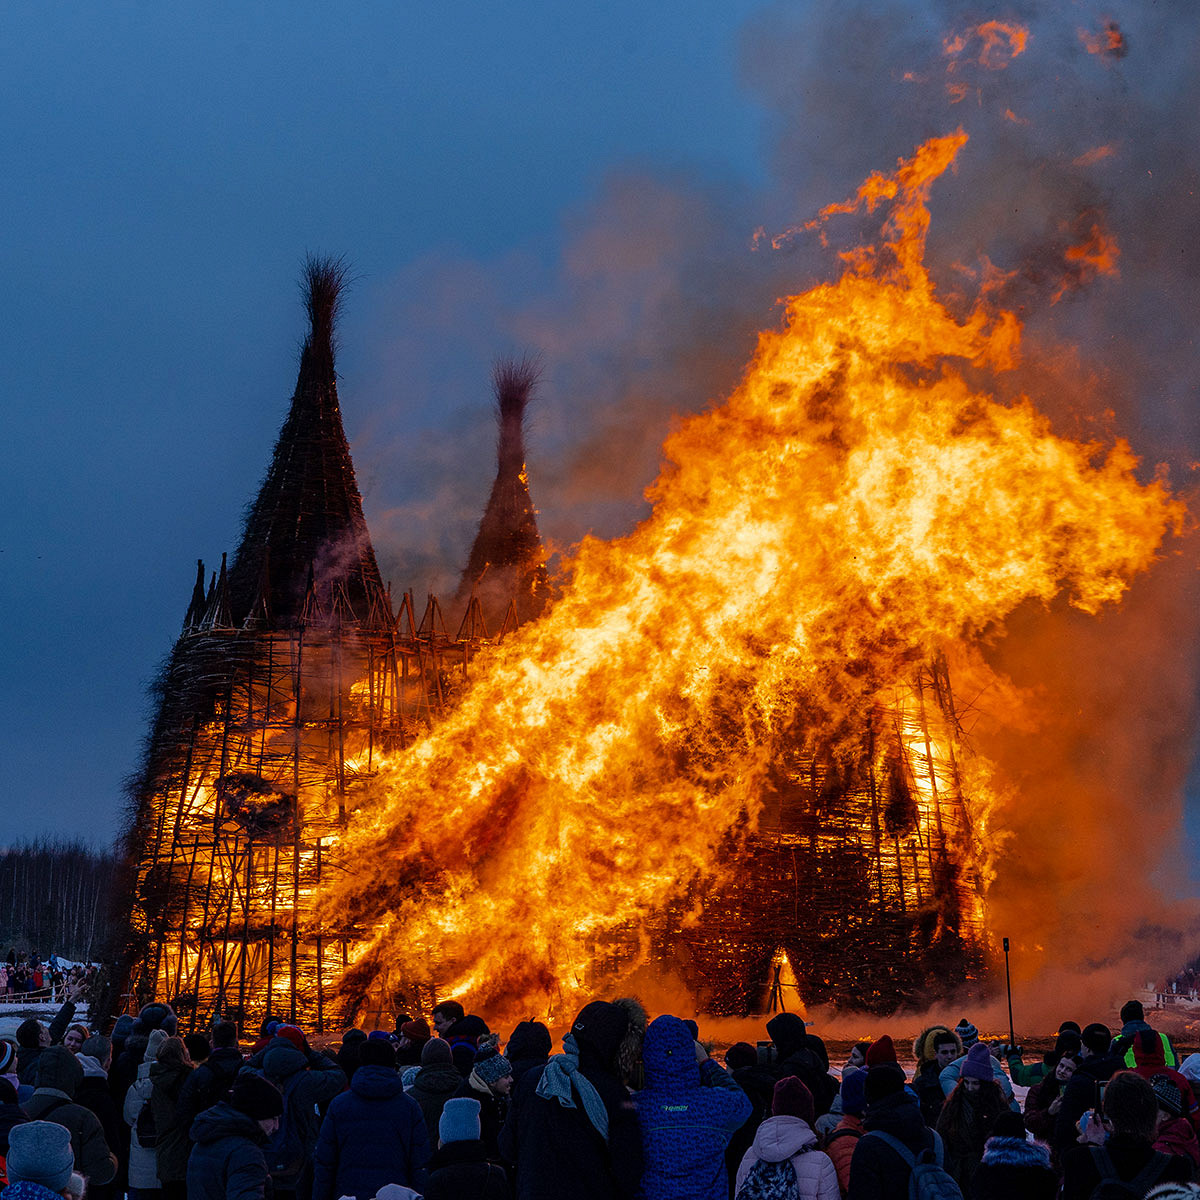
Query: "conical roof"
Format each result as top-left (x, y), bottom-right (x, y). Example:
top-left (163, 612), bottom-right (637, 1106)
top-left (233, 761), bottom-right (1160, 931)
top-left (457, 356), bottom-right (551, 627)
top-left (227, 257), bottom-right (386, 628)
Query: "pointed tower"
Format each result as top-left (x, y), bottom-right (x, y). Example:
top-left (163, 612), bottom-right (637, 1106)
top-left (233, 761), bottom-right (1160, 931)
top-left (115, 260), bottom-right (461, 1032)
top-left (456, 356), bottom-right (551, 631)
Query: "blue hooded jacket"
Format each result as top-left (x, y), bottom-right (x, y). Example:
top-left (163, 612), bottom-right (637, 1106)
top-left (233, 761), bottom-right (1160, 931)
top-left (636, 1015), bottom-right (751, 1200)
top-left (311, 1064), bottom-right (430, 1200)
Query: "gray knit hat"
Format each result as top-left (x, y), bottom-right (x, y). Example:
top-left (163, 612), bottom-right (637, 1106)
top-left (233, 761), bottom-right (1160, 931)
top-left (7, 1120), bottom-right (75, 1191)
top-left (421, 1038), bottom-right (452, 1066)
top-left (473, 1050), bottom-right (512, 1087)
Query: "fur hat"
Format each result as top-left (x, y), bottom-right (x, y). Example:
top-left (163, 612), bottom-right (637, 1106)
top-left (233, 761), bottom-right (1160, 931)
top-left (0, 1040), bottom-right (16, 1074)
top-left (421, 1038), bottom-right (453, 1066)
top-left (865, 1035), bottom-right (898, 1067)
top-left (231, 1073), bottom-right (284, 1121)
top-left (962, 1042), bottom-right (994, 1082)
top-left (841, 1067), bottom-right (868, 1117)
top-left (954, 1018), bottom-right (979, 1048)
top-left (7, 1121), bottom-right (75, 1191)
top-left (439, 1097), bottom-right (481, 1145)
top-left (865, 1062), bottom-right (907, 1105)
top-left (772, 1075), bottom-right (815, 1125)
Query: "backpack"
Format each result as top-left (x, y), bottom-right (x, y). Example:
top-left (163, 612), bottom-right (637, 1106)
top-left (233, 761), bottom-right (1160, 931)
top-left (135, 1096), bottom-right (159, 1148)
top-left (735, 1156), bottom-right (802, 1200)
top-left (864, 1129), bottom-right (963, 1200)
top-left (263, 1071), bottom-right (308, 1187)
top-left (1087, 1145), bottom-right (1170, 1199)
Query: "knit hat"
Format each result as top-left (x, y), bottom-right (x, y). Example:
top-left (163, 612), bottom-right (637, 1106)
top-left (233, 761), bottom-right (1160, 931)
top-left (474, 1049), bottom-right (513, 1087)
top-left (962, 1042), bottom-right (993, 1082)
top-left (145, 1027), bottom-right (168, 1064)
top-left (275, 1025), bottom-right (307, 1053)
top-left (400, 1019), bottom-right (430, 1043)
top-left (421, 1037), bottom-right (453, 1066)
top-left (772, 1075), bottom-right (815, 1125)
top-left (570, 1001), bottom-right (630, 1065)
top-left (231, 1073), bottom-right (284, 1121)
top-left (1152, 1075), bottom-right (1185, 1118)
top-left (841, 1067), bottom-right (868, 1116)
top-left (15, 1020), bottom-right (42, 1050)
top-left (35, 1046), bottom-right (83, 1096)
top-left (725, 1042), bottom-right (757, 1073)
top-left (7, 1121), bottom-right (75, 1191)
top-left (82, 1035), bottom-right (111, 1063)
top-left (864, 1063), bottom-right (907, 1105)
top-left (954, 1019), bottom-right (979, 1048)
top-left (111, 1014), bottom-right (135, 1043)
top-left (135, 1002), bottom-right (177, 1035)
top-left (0, 1040), bottom-right (15, 1073)
top-left (439, 1096), bottom-right (481, 1145)
top-left (865, 1035), bottom-right (898, 1067)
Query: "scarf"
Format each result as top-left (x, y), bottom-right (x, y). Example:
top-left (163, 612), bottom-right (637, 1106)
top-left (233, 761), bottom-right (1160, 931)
top-left (535, 1033), bottom-right (610, 1142)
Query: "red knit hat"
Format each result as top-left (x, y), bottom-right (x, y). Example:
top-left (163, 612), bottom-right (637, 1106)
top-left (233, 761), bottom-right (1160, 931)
top-left (400, 1019), bottom-right (430, 1043)
top-left (275, 1025), bottom-right (307, 1053)
top-left (865, 1035), bottom-right (898, 1067)
top-left (772, 1075), bottom-right (815, 1126)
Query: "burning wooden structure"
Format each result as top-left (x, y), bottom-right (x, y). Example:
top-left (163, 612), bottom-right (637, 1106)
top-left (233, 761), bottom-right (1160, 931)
top-left (117, 260), bottom-right (495, 1031)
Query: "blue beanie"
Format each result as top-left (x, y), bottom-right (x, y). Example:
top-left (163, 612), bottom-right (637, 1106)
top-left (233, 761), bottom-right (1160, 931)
top-left (841, 1066), bottom-right (867, 1116)
top-left (439, 1097), bottom-right (481, 1145)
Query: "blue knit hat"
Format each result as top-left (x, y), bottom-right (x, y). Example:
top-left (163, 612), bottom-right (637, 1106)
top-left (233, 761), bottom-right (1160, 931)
top-left (7, 1121), bottom-right (74, 1191)
top-left (841, 1066), bottom-right (867, 1116)
top-left (439, 1097), bottom-right (481, 1145)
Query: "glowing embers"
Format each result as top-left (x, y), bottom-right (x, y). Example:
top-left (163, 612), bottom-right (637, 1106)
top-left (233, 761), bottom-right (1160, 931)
top-left (216, 773), bottom-right (296, 838)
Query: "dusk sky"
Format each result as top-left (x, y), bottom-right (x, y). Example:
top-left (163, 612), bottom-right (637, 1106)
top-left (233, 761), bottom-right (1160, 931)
top-left (3, 2), bottom-right (1199, 861)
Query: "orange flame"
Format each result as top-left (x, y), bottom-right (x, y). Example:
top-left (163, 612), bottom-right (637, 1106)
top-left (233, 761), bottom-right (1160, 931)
top-left (1053, 218), bottom-right (1121, 303)
top-left (320, 133), bottom-right (1181, 1018)
top-left (1081, 20), bottom-right (1128, 59)
top-left (944, 21), bottom-right (1029, 70)
top-left (1073, 144), bottom-right (1117, 167)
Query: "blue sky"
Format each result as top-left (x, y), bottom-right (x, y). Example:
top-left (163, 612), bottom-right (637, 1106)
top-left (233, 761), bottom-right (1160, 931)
top-left (2, 1), bottom-right (1198, 862)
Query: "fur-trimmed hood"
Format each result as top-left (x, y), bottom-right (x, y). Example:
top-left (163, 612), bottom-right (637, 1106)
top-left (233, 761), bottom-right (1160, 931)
top-left (612, 996), bottom-right (647, 1089)
top-left (912, 1025), bottom-right (961, 1071)
top-left (980, 1134), bottom-right (1051, 1168)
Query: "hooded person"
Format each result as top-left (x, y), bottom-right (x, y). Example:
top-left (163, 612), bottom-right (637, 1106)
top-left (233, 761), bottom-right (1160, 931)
top-left (505, 1022), bottom-right (552, 1088)
top-left (846, 1062), bottom-right (938, 1200)
top-left (257, 1030), bottom-right (347, 1200)
top-left (723, 1043), bottom-right (778, 1198)
top-left (422, 1097), bottom-right (510, 1200)
top-left (911, 1026), bottom-right (961, 1127)
top-left (764, 1015), bottom-right (837, 1117)
top-left (825, 1067), bottom-right (867, 1195)
top-left (734, 1076), bottom-right (838, 1200)
top-left (123, 1027), bottom-right (165, 1198)
top-left (25, 1046), bottom-right (118, 1189)
top-left (409, 1037), bottom-right (465, 1148)
top-left (312, 1037), bottom-right (430, 1200)
top-left (971, 1110), bottom-right (1057, 1200)
top-left (3, 1120), bottom-right (84, 1200)
top-left (498, 999), bottom-right (643, 1200)
top-left (454, 1036), bottom-right (513, 1160)
top-left (1130, 1030), bottom-right (1200, 1133)
top-left (187, 1072), bottom-right (283, 1200)
top-left (635, 1014), bottom-right (751, 1200)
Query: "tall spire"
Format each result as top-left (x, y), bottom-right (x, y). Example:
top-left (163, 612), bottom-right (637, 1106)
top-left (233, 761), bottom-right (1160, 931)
top-left (227, 256), bottom-right (385, 628)
top-left (457, 355), bottom-right (551, 628)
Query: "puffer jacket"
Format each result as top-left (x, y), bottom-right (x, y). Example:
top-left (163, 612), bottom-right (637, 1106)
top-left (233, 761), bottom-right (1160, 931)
top-left (149, 1058), bottom-right (193, 1183)
top-left (735, 1115), bottom-right (838, 1199)
top-left (187, 1100), bottom-right (270, 1200)
top-left (123, 1059), bottom-right (161, 1189)
top-left (636, 1015), bottom-right (751, 1200)
top-left (312, 1063), bottom-right (430, 1200)
top-left (408, 1063), bottom-right (463, 1147)
top-left (824, 1113), bottom-right (863, 1195)
top-left (846, 1090), bottom-right (934, 1200)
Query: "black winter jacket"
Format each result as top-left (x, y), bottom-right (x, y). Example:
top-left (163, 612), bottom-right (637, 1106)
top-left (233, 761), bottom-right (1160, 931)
top-left (177, 1046), bottom-right (245, 1135)
top-left (846, 1091), bottom-right (934, 1200)
top-left (187, 1102), bottom-right (270, 1200)
top-left (423, 1140), bottom-right (512, 1200)
top-left (409, 1064), bottom-right (462, 1147)
top-left (1053, 1051), bottom-right (1121, 1154)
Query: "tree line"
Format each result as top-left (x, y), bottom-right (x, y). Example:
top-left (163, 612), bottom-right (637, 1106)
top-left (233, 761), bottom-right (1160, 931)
top-left (0, 838), bottom-right (117, 962)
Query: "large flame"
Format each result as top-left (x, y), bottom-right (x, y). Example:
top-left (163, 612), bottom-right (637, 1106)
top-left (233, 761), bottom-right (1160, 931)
top-left (321, 132), bottom-right (1181, 1017)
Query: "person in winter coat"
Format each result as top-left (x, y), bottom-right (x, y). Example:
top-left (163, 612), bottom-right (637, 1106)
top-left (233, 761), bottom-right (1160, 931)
top-left (148, 1037), bottom-right (193, 1200)
top-left (1132, 1030), bottom-right (1200, 1132)
top-left (312, 1037), bottom-right (430, 1200)
top-left (498, 999), bottom-right (643, 1200)
top-left (825, 1067), bottom-right (867, 1196)
top-left (1022, 1048), bottom-right (1077, 1147)
top-left (1005, 1023), bottom-right (1081, 1087)
top-left (909, 1026), bottom-right (960, 1128)
top-left (453, 1038), bottom-right (512, 1162)
top-left (734, 1076), bottom-right (838, 1200)
top-left (971, 1110), bottom-right (1056, 1200)
top-left (1112, 999), bottom-right (1180, 1069)
top-left (257, 1031), bottom-right (347, 1200)
top-left (123, 1029), bottom-right (164, 1200)
top-left (3, 1120), bottom-right (85, 1200)
top-left (723, 1043), bottom-right (778, 1199)
top-left (1154, 1076), bottom-right (1200, 1168)
top-left (765, 1015), bottom-right (837, 1117)
top-left (636, 1015), bottom-right (750, 1200)
top-left (846, 1062), bottom-right (935, 1200)
top-left (187, 1073), bottom-right (283, 1200)
top-left (423, 1097), bottom-right (511, 1200)
top-left (505, 1022), bottom-right (551, 1089)
top-left (1060, 1070), bottom-right (1194, 1199)
top-left (336, 1030), bottom-right (366, 1085)
top-left (25, 1046), bottom-right (117, 1188)
top-left (395, 1021), bottom-right (430, 1068)
top-left (1054, 1020), bottom-right (1124, 1156)
top-left (14, 987), bottom-right (83, 1087)
top-left (934, 1043), bottom-right (1006, 1193)
top-left (409, 1038), bottom-right (463, 1149)
top-left (73, 1036), bottom-right (121, 1200)
top-left (0, 1079), bottom-right (28, 1161)
top-left (176, 1022), bottom-right (244, 1138)
top-left (936, 1042), bottom-right (1018, 1111)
